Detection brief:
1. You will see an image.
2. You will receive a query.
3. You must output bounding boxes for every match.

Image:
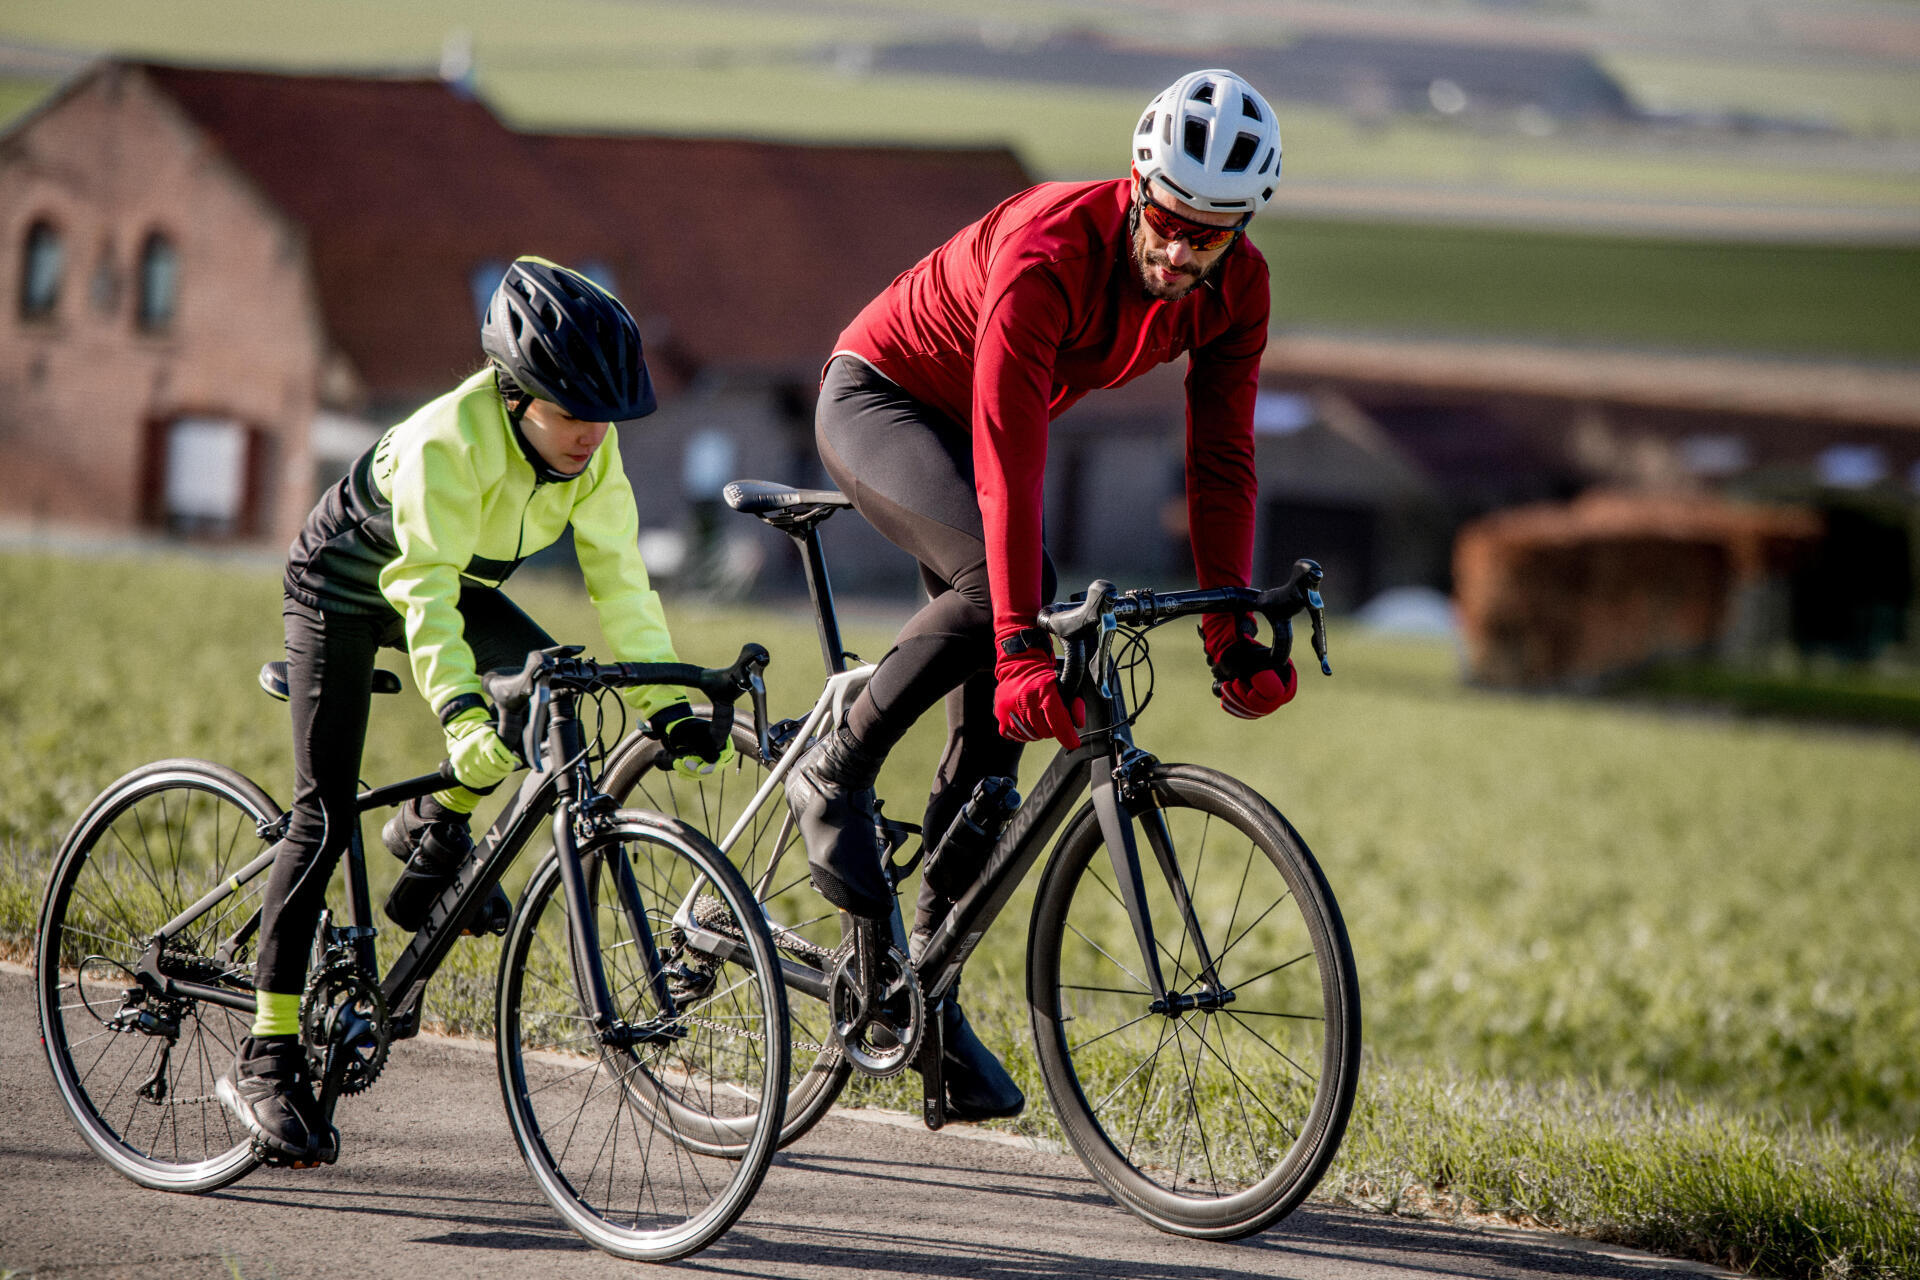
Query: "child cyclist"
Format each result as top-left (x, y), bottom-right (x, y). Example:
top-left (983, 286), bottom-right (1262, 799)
top-left (218, 257), bottom-right (732, 1164)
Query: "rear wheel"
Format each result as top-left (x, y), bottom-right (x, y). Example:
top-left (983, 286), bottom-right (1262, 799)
top-left (496, 813), bottom-right (788, 1261)
top-left (35, 760), bottom-right (278, 1193)
top-left (603, 722), bottom-right (851, 1148)
top-left (1027, 764), bottom-right (1360, 1239)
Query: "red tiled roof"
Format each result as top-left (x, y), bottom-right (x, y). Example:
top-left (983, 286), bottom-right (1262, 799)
top-left (141, 64), bottom-right (610, 405)
top-left (134, 63), bottom-right (1031, 405)
top-left (527, 133), bottom-right (1031, 377)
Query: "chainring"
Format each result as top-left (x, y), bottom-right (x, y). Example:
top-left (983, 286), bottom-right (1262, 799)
top-left (828, 940), bottom-right (924, 1078)
top-left (301, 960), bottom-right (391, 1096)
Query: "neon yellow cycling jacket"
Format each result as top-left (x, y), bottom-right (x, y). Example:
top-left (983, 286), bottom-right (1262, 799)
top-left (284, 368), bottom-right (680, 720)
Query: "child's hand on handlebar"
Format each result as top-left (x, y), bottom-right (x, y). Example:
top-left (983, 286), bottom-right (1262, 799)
top-left (445, 705), bottom-right (521, 788)
top-left (650, 704), bottom-right (738, 779)
top-left (1199, 614), bottom-right (1297, 720)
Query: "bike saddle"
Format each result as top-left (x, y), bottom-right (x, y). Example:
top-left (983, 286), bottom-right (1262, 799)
top-left (722, 479), bottom-right (851, 533)
top-left (259, 662), bottom-right (403, 702)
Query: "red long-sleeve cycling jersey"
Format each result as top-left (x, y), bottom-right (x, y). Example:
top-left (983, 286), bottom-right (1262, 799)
top-left (833, 177), bottom-right (1268, 644)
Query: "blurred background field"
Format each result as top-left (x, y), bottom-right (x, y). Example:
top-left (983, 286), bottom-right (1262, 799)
top-left (4, 0), bottom-right (1920, 361)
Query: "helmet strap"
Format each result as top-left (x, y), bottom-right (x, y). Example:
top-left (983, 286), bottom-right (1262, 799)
top-left (493, 365), bottom-right (534, 428)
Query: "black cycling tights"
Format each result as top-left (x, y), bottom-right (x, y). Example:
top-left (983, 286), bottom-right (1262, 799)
top-left (815, 356), bottom-right (1058, 843)
top-left (254, 589), bottom-right (552, 997)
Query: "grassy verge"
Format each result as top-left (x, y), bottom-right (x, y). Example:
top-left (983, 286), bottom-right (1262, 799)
top-left (1336, 1066), bottom-right (1919, 1280)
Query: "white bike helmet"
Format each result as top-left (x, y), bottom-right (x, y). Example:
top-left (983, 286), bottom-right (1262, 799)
top-left (1132, 69), bottom-right (1282, 214)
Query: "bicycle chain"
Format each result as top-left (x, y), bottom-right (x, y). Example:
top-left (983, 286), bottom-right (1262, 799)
top-left (677, 1011), bottom-right (833, 1056)
top-left (686, 894), bottom-right (845, 1056)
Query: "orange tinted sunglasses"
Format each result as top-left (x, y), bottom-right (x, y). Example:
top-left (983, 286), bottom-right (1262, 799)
top-left (1136, 179), bottom-right (1250, 252)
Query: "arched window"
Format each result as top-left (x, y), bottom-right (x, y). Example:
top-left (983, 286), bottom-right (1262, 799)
top-left (19, 219), bottom-right (64, 319)
top-left (137, 230), bottom-right (178, 332)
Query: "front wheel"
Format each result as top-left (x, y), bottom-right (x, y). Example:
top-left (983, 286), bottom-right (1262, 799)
top-left (1027, 764), bottom-right (1360, 1239)
top-left (35, 759), bottom-right (278, 1193)
top-left (496, 812), bottom-right (788, 1262)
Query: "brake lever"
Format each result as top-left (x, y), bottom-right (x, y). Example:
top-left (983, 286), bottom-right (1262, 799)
top-left (1306, 584), bottom-right (1332, 676)
top-left (1293, 559), bottom-right (1332, 676)
top-left (523, 682), bottom-right (552, 773)
top-left (747, 668), bottom-right (772, 765)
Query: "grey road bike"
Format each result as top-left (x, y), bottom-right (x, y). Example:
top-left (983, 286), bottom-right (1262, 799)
top-left (34, 645), bottom-right (789, 1262)
top-left (606, 479), bottom-right (1363, 1241)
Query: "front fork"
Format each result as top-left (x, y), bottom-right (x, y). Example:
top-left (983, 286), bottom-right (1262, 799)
top-left (1084, 731), bottom-right (1225, 1010)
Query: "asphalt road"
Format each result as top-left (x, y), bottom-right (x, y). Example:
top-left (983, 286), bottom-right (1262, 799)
top-left (1, 964), bottom-right (1728, 1280)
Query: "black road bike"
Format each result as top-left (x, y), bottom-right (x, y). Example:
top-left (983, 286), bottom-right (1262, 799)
top-left (34, 645), bottom-right (791, 1262)
top-left (608, 480), bottom-right (1363, 1240)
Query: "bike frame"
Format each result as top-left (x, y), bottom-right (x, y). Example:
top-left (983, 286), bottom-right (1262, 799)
top-left (665, 533), bottom-right (1221, 1071)
top-left (137, 687), bottom-right (662, 1045)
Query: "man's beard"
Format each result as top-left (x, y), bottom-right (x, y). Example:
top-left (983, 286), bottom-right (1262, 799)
top-left (1130, 225), bottom-right (1221, 301)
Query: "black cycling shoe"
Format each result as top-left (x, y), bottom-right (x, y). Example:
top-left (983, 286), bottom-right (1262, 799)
top-left (381, 796), bottom-right (509, 934)
top-left (939, 994), bottom-right (1026, 1122)
top-left (216, 1035), bottom-right (318, 1161)
top-left (785, 727), bottom-right (893, 919)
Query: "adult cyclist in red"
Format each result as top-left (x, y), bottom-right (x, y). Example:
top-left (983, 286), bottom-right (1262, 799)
top-left (787, 70), bottom-right (1295, 1121)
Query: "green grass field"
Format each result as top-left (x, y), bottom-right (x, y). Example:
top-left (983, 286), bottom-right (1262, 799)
top-left (1255, 219), bottom-right (1920, 359)
top-left (3, 548), bottom-right (1915, 1276)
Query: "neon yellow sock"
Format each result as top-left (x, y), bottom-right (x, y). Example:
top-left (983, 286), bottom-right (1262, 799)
top-left (432, 785), bottom-right (482, 814)
top-left (252, 990), bottom-right (302, 1038)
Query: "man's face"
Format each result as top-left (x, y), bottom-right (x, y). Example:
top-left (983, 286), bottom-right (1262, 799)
top-left (1131, 179), bottom-right (1247, 301)
top-left (520, 398), bottom-right (610, 477)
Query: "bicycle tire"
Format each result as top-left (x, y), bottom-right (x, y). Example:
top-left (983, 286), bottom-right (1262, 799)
top-left (496, 811), bottom-right (788, 1261)
top-left (35, 759), bottom-right (279, 1193)
top-left (602, 720), bottom-right (852, 1150)
top-left (1027, 763), bottom-right (1360, 1239)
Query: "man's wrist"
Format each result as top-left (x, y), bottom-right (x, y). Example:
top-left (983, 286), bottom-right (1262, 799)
top-left (998, 626), bottom-right (1050, 658)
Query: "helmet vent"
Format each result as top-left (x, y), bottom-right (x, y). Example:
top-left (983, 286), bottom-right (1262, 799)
top-left (1183, 118), bottom-right (1208, 161)
top-left (1261, 186), bottom-right (1274, 202)
top-left (1136, 111), bottom-right (1154, 136)
top-left (1191, 82), bottom-right (1215, 104)
top-left (1259, 148), bottom-right (1275, 175)
top-left (1136, 146), bottom-right (1152, 162)
top-left (1241, 95), bottom-right (1263, 122)
top-left (1224, 132), bottom-right (1260, 173)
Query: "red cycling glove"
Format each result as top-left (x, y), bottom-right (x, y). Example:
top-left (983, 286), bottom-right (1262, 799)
top-left (1199, 613), bottom-right (1298, 720)
top-left (993, 647), bottom-right (1085, 749)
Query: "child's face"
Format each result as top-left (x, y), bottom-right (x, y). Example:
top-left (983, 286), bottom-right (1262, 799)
top-left (519, 399), bottom-right (611, 477)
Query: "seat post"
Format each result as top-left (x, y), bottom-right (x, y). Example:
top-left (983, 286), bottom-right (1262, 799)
top-left (793, 523), bottom-right (848, 676)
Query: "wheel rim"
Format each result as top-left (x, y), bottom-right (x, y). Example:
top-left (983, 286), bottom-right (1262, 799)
top-left (499, 826), bottom-right (786, 1259)
top-left (37, 767), bottom-right (274, 1186)
top-left (1034, 772), bottom-right (1357, 1227)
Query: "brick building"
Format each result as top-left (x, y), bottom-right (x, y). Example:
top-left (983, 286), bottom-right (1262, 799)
top-left (0, 60), bottom-right (1029, 552)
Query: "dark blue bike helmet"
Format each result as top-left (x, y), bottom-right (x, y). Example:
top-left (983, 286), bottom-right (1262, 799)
top-left (481, 256), bottom-right (656, 422)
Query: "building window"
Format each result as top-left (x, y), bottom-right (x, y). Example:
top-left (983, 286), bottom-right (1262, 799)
top-left (20, 219), bottom-right (64, 319)
top-left (136, 231), bottom-right (178, 332)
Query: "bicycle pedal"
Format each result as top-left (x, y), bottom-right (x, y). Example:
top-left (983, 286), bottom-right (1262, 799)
top-left (254, 1138), bottom-right (334, 1170)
